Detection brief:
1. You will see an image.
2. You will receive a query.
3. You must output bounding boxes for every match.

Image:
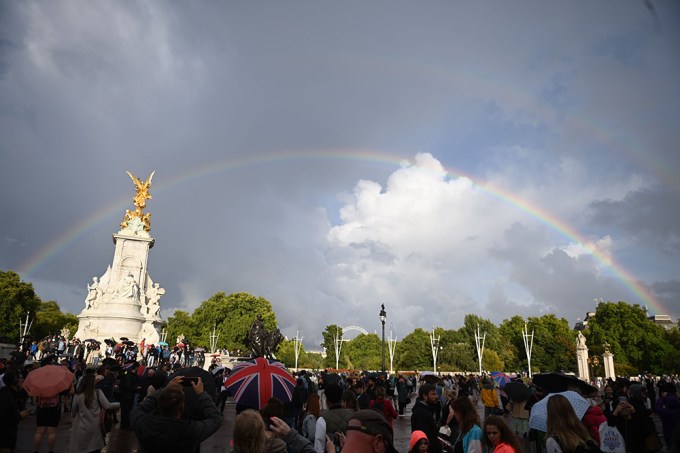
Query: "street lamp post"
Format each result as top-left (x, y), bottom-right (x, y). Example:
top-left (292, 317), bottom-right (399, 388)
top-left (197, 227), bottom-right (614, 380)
top-left (293, 330), bottom-right (303, 370)
top-left (387, 325), bottom-right (397, 375)
top-left (522, 322), bottom-right (534, 378)
top-left (379, 304), bottom-right (387, 373)
top-left (430, 328), bottom-right (441, 374)
top-left (474, 325), bottom-right (486, 375)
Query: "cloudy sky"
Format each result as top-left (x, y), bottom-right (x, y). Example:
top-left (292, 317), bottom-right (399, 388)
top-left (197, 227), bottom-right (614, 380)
top-left (1, 1), bottom-right (678, 349)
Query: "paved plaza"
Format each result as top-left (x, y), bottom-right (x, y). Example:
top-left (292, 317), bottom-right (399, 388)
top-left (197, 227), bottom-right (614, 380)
top-left (15, 396), bottom-right (427, 453)
top-left (13, 396), bottom-right (670, 453)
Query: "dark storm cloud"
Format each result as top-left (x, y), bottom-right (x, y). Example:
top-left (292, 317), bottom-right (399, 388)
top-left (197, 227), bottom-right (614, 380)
top-left (1, 1), bottom-right (679, 347)
top-left (588, 187), bottom-right (680, 254)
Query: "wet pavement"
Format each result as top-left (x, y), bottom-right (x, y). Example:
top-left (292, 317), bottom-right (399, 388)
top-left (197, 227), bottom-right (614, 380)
top-left (16, 397), bottom-right (415, 453)
top-left (13, 396), bottom-right (668, 452)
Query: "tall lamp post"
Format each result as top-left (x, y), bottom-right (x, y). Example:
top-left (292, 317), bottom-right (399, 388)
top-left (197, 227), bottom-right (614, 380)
top-left (379, 304), bottom-right (387, 373)
top-left (430, 328), bottom-right (441, 374)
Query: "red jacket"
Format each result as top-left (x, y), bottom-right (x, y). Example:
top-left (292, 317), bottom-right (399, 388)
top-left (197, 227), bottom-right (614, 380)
top-left (582, 405), bottom-right (607, 446)
top-left (369, 398), bottom-right (399, 427)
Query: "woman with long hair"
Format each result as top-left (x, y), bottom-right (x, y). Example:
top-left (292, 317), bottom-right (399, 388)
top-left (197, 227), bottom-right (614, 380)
top-left (482, 415), bottom-right (522, 453)
top-left (451, 397), bottom-right (483, 453)
top-left (369, 385), bottom-right (399, 427)
top-left (300, 393), bottom-right (321, 442)
top-left (440, 388), bottom-right (460, 441)
top-left (69, 368), bottom-right (120, 453)
top-left (545, 394), bottom-right (595, 453)
top-left (232, 409), bottom-right (268, 453)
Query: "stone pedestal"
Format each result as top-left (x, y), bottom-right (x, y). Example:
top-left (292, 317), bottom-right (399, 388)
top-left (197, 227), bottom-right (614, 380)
top-left (603, 352), bottom-right (615, 380)
top-left (74, 226), bottom-right (164, 344)
top-left (576, 332), bottom-right (590, 382)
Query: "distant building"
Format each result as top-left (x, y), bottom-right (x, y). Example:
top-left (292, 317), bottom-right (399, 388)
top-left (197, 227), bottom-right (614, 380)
top-left (574, 309), bottom-right (675, 331)
top-left (648, 314), bottom-right (675, 330)
top-left (574, 311), bottom-right (597, 331)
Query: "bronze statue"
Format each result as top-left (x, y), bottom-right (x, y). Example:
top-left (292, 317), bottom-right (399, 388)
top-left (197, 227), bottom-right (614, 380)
top-left (247, 315), bottom-right (283, 359)
top-left (120, 171), bottom-right (155, 232)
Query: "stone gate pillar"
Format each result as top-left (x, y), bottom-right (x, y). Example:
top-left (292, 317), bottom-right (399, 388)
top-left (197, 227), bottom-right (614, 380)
top-left (603, 346), bottom-right (615, 379)
top-left (576, 331), bottom-right (590, 382)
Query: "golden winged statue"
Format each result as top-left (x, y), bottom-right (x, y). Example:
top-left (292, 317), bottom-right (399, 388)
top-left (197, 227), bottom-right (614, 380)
top-left (120, 171), bottom-right (155, 232)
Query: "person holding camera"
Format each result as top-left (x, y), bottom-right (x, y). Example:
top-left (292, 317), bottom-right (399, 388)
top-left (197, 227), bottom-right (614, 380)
top-left (605, 384), bottom-right (651, 452)
top-left (131, 375), bottom-right (223, 453)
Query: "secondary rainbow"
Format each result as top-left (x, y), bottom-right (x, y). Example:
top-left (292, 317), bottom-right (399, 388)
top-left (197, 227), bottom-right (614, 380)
top-left (19, 149), bottom-right (664, 315)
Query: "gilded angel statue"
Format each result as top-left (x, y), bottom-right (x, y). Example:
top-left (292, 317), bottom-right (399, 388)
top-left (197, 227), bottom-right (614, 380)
top-left (128, 171), bottom-right (154, 210)
top-left (120, 171), bottom-right (155, 232)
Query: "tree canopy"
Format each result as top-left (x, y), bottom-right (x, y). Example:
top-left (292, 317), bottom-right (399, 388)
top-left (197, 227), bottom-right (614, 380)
top-left (0, 270), bottom-right (42, 342)
top-left (166, 292), bottom-right (279, 351)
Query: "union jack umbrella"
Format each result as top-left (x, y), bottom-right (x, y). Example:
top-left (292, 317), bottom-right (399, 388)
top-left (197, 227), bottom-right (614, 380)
top-left (225, 357), bottom-right (296, 410)
top-left (490, 371), bottom-right (511, 388)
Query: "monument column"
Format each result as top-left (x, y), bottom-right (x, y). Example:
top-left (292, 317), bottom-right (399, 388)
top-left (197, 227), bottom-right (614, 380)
top-left (75, 171), bottom-right (165, 345)
top-left (576, 331), bottom-right (590, 382)
top-left (603, 343), bottom-right (615, 380)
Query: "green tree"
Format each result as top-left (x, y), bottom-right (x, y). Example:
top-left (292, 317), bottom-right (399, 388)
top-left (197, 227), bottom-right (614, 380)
top-left (498, 315), bottom-right (527, 372)
top-left (663, 324), bottom-right (680, 372)
top-left (440, 343), bottom-right (477, 372)
top-left (304, 353), bottom-right (325, 370)
top-left (459, 315), bottom-right (503, 373)
top-left (527, 314), bottom-right (576, 373)
top-left (343, 334), bottom-right (382, 370)
top-left (585, 301), bottom-right (672, 374)
top-left (321, 325), bottom-right (343, 368)
top-left (276, 339), bottom-right (297, 368)
top-left (32, 301), bottom-right (79, 340)
top-left (0, 270), bottom-right (42, 342)
top-left (190, 292), bottom-right (278, 351)
top-left (483, 349), bottom-right (504, 371)
top-left (396, 328), bottom-right (431, 370)
top-left (165, 310), bottom-right (197, 347)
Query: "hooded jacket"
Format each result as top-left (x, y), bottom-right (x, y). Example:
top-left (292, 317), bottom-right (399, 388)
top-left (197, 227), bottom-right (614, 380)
top-left (131, 391), bottom-right (223, 453)
top-left (411, 399), bottom-right (442, 453)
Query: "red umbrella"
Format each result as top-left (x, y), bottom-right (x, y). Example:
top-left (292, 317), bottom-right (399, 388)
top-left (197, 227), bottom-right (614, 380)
top-left (225, 357), bottom-right (296, 410)
top-left (24, 365), bottom-right (74, 397)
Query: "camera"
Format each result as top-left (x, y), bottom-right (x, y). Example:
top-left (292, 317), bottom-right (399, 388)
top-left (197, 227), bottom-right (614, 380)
top-left (180, 376), bottom-right (199, 386)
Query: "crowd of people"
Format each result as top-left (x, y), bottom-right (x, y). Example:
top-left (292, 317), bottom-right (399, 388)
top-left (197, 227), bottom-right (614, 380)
top-left (0, 336), bottom-right (679, 453)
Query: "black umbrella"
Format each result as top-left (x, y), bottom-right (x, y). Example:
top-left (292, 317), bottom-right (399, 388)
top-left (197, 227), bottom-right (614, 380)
top-left (101, 357), bottom-right (118, 367)
top-left (122, 340), bottom-right (135, 346)
top-left (104, 339), bottom-right (116, 346)
top-left (119, 337), bottom-right (129, 341)
top-left (532, 372), bottom-right (597, 395)
top-left (504, 380), bottom-right (531, 402)
top-left (169, 366), bottom-right (217, 420)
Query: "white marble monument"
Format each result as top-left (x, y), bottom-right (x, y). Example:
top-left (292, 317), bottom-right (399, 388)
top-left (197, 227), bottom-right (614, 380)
top-left (74, 172), bottom-right (164, 344)
top-left (576, 330), bottom-right (590, 382)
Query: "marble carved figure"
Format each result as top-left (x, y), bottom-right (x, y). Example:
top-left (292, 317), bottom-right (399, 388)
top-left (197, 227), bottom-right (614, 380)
top-left (74, 170), bottom-right (164, 344)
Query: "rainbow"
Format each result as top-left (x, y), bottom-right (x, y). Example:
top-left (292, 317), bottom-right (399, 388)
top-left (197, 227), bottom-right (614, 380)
top-left (18, 149), bottom-right (665, 315)
top-left (330, 53), bottom-right (680, 193)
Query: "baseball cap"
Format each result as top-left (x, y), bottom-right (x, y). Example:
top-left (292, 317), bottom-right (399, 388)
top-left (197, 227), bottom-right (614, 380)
top-left (346, 410), bottom-right (398, 453)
